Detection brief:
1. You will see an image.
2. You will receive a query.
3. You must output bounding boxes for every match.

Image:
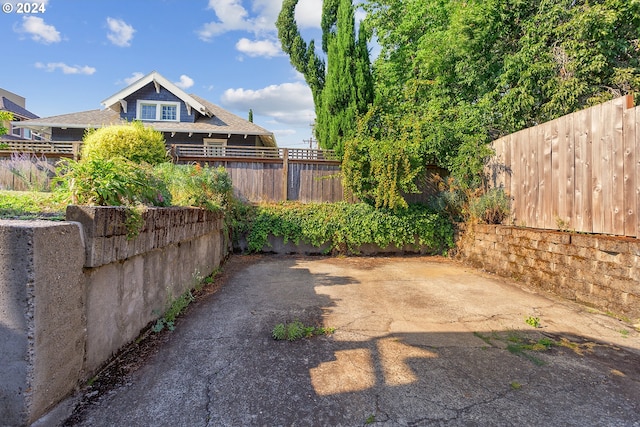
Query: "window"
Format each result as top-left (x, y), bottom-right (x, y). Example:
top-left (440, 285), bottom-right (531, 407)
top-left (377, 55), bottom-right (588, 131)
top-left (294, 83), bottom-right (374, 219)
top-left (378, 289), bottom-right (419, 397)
top-left (140, 104), bottom-right (157, 120)
top-left (24, 129), bottom-right (31, 139)
top-left (11, 125), bottom-right (21, 137)
top-left (161, 105), bottom-right (177, 121)
top-left (204, 138), bottom-right (226, 156)
top-left (136, 100), bottom-right (180, 121)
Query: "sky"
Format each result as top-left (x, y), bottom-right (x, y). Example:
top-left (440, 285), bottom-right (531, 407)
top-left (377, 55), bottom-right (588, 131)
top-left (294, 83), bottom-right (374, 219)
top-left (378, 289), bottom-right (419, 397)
top-left (0, 0), bottom-right (330, 148)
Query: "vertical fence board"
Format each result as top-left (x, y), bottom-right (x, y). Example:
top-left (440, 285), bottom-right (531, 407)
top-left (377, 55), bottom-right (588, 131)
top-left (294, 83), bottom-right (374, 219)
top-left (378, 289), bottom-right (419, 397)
top-left (623, 105), bottom-right (637, 236)
top-left (542, 119), bottom-right (556, 229)
top-left (636, 107), bottom-right (640, 237)
top-left (574, 105), bottom-right (594, 232)
top-left (591, 103), bottom-right (604, 233)
top-left (528, 127), bottom-right (539, 227)
top-left (611, 97), bottom-right (626, 235)
top-left (557, 114), bottom-right (574, 227)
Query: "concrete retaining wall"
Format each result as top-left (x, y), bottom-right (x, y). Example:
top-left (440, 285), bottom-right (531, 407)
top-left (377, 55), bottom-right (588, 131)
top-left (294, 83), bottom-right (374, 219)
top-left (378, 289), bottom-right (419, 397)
top-left (459, 224), bottom-right (640, 320)
top-left (0, 206), bottom-right (228, 426)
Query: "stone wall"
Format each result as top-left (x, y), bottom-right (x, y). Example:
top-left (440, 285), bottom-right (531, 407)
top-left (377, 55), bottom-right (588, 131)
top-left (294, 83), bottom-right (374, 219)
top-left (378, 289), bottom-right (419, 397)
top-left (0, 206), bottom-right (228, 426)
top-left (458, 224), bottom-right (640, 320)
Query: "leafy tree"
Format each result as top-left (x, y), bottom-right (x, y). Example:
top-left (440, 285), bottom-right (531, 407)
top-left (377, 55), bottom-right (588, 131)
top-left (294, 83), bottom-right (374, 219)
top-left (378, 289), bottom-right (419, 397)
top-left (277, 0), bottom-right (373, 154)
top-left (343, 0), bottom-right (640, 207)
top-left (248, 109), bottom-right (253, 123)
top-left (0, 111), bottom-right (14, 137)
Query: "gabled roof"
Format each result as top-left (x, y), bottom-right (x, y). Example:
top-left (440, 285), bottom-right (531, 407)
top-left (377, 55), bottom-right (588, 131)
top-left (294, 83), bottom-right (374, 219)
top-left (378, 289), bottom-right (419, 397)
top-left (14, 99), bottom-right (277, 147)
top-left (13, 71), bottom-right (276, 146)
top-left (101, 71), bottom-right (211, 117)
top-left (0, 96), bottom-right (39, 120)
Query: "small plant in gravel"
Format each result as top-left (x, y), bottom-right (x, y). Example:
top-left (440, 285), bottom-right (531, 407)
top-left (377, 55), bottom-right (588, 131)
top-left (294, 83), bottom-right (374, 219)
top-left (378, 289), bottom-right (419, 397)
top-left (525, 316), bottom-right (541, 328)
top-left (271, 320), bottom-right (335, 341)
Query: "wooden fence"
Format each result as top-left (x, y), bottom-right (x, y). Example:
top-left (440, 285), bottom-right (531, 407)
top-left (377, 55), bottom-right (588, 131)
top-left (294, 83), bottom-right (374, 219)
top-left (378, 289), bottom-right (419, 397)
top-left (172, 146), bottom-right (344, 203)
top-left (488, 95), bottom-right (640, 237)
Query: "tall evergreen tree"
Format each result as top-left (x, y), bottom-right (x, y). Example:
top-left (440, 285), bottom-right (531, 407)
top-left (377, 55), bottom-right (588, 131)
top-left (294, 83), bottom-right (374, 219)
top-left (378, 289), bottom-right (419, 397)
top-left (277, 0), bottom-right (373, 154)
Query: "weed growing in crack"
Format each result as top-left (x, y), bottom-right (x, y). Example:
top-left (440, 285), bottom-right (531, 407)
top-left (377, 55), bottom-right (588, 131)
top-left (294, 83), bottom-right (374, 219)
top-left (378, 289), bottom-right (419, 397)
top-left (272, 320), bottom-right (335, 341)
top-left (525, 316), bottom-right (541, 328)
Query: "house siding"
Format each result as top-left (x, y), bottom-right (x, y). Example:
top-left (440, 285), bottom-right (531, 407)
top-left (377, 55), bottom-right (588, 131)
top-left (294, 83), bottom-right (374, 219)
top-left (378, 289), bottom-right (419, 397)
top-left (50, 128), bottom-right (263, 148)
top-left (52, 128), bottom-right (86, 141)
top-left (165, 133), bottom-right (261, 146)
top-left (121, 83), bottom-right (197, 124)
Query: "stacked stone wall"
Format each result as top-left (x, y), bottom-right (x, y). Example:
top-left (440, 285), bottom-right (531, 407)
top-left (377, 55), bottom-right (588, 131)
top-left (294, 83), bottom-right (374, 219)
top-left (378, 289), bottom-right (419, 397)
top-left (459, 224), bottom-right (639, 320)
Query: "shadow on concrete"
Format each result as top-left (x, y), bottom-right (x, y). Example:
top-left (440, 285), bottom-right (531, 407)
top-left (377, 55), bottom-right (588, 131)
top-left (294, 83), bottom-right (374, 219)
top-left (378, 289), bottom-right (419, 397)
top-left (59, 255), bottom-right (640, 427)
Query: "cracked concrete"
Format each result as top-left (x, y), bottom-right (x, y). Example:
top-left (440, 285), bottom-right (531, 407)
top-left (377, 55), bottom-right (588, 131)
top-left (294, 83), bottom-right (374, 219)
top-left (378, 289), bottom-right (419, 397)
top-left (46, 255), bottom-right (640, 426)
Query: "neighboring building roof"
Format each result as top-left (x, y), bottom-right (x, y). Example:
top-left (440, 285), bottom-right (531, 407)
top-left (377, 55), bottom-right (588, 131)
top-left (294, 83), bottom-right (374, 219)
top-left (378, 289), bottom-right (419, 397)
top-left (101, 71), bottom-right (211, 117)
top-left (13, 72), bottom-right (277, 147)
top-left (0, 96), bottom-right (39, 120)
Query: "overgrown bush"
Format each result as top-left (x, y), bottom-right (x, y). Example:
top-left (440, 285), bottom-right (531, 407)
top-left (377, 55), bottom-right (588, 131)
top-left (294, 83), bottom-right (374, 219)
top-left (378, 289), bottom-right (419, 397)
top-left (82, 121), bottom-right (168, 165)
top-left (467, 188), bottom-right (510, 224)
top-left (55, 158), bottom-right (171, 207)
top-left (238, 202), bottom-right (454, 255)
top-left (155, 163), bottom-right (233, 212)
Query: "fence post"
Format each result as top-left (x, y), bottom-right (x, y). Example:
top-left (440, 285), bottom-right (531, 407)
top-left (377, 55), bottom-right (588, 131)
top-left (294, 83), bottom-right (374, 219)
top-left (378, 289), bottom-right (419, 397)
top-left (72, 142), bottom-right (81, 160)
top-left (282, 148), bottom-right (289, 201)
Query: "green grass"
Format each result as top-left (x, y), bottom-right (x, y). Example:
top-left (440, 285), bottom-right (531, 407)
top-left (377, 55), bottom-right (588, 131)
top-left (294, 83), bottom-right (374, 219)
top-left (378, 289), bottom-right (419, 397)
top-left (0, 190), bottom-right (67, 220)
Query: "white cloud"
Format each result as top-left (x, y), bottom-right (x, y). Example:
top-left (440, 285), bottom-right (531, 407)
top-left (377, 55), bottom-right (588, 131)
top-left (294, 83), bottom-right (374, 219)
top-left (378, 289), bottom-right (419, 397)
top-left (236, 38), bottom-right (281, 58)
top-left (174, 75), bottom-right (195, 90)
top-left (221, 82), bottom-right (315, 126)
top-left (198, 0), bottom-right (321, 42)
top-left (198, 0), bottom-right (250, 41)
top-left (295, 0), bottom-right (322, 29)
top-left (123, 72), bottom-right (145, 85)
top-left (16, 16), bottom-right (61, 44)
top-left (106, 18), bottom-right (135, 47)
top-left (35, 62), bottom-right (96, 75)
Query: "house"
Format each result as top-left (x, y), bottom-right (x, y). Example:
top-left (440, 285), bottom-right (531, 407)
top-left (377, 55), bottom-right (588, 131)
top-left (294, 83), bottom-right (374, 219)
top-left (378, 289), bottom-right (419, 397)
top-left (13, 71), bottom-right (276, 150)
top-left (0, 88), bottom-right (46, 140)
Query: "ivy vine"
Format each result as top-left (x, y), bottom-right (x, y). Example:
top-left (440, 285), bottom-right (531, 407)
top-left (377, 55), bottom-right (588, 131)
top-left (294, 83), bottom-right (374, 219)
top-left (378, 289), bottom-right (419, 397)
top-left (237, 202), bottom-right (454, 255)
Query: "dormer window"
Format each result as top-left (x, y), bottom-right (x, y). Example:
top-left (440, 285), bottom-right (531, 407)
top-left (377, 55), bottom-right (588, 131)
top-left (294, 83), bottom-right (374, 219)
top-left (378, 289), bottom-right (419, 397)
top-left (137, 100), bottom-right (180, 121)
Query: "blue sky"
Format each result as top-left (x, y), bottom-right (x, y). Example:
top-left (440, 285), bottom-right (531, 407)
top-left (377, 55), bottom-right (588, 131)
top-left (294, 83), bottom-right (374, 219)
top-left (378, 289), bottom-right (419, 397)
top-left (1, 0), bottom-right (329, 148)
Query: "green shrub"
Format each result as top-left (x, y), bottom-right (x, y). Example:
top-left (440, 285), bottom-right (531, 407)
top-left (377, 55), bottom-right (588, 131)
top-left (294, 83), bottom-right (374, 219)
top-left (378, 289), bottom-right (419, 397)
top-left (239, 202), bottom-right (454, 254)
top-left (468, 188), bottom-right (510, 224)
top-left (154, 163), bottom-right (233, 211)
top-left (82, 121), bottom-right (168, 165)
top-left (55, 157), bottom-right (171, 207)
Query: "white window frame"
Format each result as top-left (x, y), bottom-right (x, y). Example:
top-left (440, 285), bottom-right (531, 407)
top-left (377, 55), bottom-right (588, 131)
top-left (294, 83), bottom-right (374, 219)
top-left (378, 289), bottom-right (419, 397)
top-left (11, 125), bottom-right (21, 137)
top-left (203, 138), bottom-right (227, 156)
top-left (136, 100), bottom-right (180, 122)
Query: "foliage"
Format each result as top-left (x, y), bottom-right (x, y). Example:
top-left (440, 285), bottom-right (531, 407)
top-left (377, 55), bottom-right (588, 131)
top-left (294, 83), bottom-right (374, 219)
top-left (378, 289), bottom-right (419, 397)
top-left (0, 152), bottom-right (56, 191)
top-left (272, 320), bottom-right (335, 341)
top-left (54, 158), bottom-right (171, 207)
top-left (0, 190), bottom-right (66, 219)
top-left (239, 202), bottom-right (454, 255)
top-left (154, 162), bottom-right (232, 212)
top-left (467, 188), bottom-right (511, 224)
top-left (525, 316), bottom-right (542, 329)
top-left (277, 0), bottom-right (373, 154)
top-left (152, 290), bottom-right (196, 333)
top-left (0, 111), bottom-right (14, 137)
top-left (427, 176), bottom-right (469, 223)
top-left (342, 108), bottom-right (427, 209)
top-left (350, 0), bottom-right (640, 204)
top-left (82, 121), bottom-right (168, 165)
